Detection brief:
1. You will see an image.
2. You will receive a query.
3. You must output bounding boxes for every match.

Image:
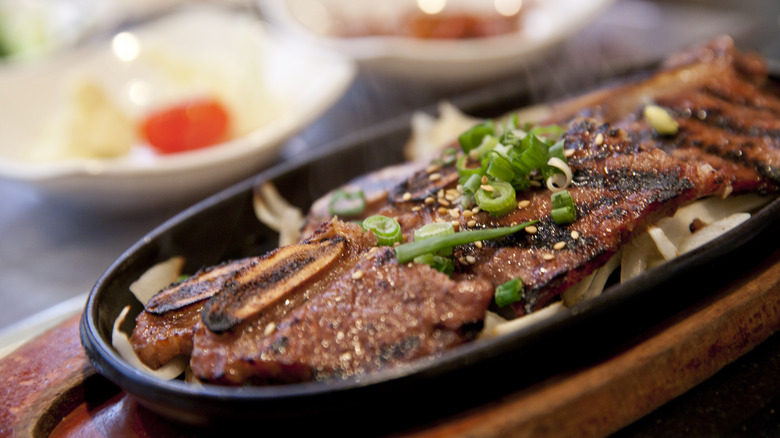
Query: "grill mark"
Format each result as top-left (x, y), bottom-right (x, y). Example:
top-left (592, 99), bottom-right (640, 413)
top-left (661, 115), bottom-right (780, 184)
top-left (680, 106), bottom-right (780, 139)
top-left (702, 85), bottom-right (780, 116)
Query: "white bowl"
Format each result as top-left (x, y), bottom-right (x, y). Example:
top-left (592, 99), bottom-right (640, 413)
top-left (0, 4), bottom-right (355, 213)
top-left (260, 0), bottom-right (613, 84)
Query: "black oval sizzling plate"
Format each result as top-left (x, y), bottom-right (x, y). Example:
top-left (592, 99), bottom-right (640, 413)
top-left (80, 68), bottom-right (780, 433)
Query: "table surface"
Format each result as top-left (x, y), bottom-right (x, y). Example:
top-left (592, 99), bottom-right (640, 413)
top-left (0, 0), bottom-right (779, 435)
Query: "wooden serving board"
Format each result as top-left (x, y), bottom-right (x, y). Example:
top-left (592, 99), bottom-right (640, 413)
top-left (2, 247), bottom-right (780, 438)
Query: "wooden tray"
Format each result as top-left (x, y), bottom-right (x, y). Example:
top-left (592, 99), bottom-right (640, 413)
top-left (2, 244), bottom-right (779, 437)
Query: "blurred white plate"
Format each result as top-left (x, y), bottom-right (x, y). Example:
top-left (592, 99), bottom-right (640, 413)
top-left (260, 0), bottom-right (613, 84)
top-left (0, 4), bottom-right (355, 213)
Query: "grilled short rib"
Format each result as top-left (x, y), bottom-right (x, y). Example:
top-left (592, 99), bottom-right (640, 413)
top-left (131, 37), bottom-right (779, 384)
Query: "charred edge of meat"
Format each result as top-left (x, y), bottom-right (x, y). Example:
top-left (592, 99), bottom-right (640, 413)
top-left (571, 167), bottom-right (696, 198)
top-left (202, 237), bottom-right (346, 333)
top-left (522, 249), bottom-right (617, 315)
top-left (145, 258), bottom-right (253, 315)
top-left (389, 164), bottom-right (459, 203)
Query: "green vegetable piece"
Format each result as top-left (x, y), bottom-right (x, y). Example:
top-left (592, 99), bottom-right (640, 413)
top-left (494, 277), bottom-right (524, 307)
top-left (643, 104), bottom-right (679, 135)
top-left (328, 189), bottom-right (366, 217)
top-left (413, 253), bottom-right (455, 275)
top-left (395, 221), bottom-right (537, 263)
top-left (475, 180), bottom-right (517, 217)
top-left (458, 121), bottom-right (496, 153)
top-left (363, 215), bottom-right (403, 246)
top-left (414, 222), bottom-right (455, 256)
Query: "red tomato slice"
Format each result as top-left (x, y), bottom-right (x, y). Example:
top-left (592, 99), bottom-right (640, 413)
top-left (141, 99), bottom-right (230, 154)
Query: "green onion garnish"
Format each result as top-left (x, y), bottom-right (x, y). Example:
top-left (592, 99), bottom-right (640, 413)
top-left (363, 215), bottom-right (403, 246)
top-left (395, 221), bottom-right (536, 263)
top-left (551, 206), bottom-right (576, 224)
top-left (511, 133), bottom-right (550, 175)
top-left (456, 154), bottom-right (485, 179)
top-left (551, 190), bottom-right (577, 225)
top-left (413, 253), bottom-right (455, 275)
top-left (328, 189), bottom-right (366, 217)
top-left (494, 277), bottom-right (524, 307)
top-left (462, 173), bottom-right (482, 194)
top-left (458, 121), bottom-right (495, 153)
top-left (475, 180), bottom-right (516, 217)
top-left (414, 222), bottom-right (455, 256)
top-left (486, 152), bottom-right (516, 182)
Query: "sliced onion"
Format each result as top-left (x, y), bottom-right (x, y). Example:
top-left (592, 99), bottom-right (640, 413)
top-left (129, 256), bottom-right (185, 305)
top-left (545, 157), bottom-right (573, 192)
top-left (112, 306), bottom-right (187, 380)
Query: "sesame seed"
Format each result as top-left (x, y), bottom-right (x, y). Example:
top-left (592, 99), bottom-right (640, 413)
top-left (565, 149), bottom-right (575, 158)
top-left (595, 133), bottom-right (604, 146)
top-left (450, 209), bottom-right (460, 219)
top-left (474, 241), bottom-right (483, 249)
top-left (518, 200), bottom-right (531, 208)
top-left (467, 220), bottom-right (477, 227)
top-left (466, 255), bottom-right (476, 264)
top-left (438, 198), bottom-right (451, 207)
top-left (543, 254), bottom-right (555, 261)
top-left (429, 173), bottom-right (441, 182)
top-left (412, 206), bottom-right (422, 212)
top-left (352, 270), bottom-right (364, 280)
top-left (424, 197), bottom-right (435, 204)
top-left (426, 164), bottom-right (441, 173)
top-left (525, 225), bottom-right (538, 234)
top-left (571, 230), bottom-right (580, 239)
top-left (480, 184), bottom-right (494, 192)
top-left (264, 322), bottom-right (276, 336)
top-left (438, 207), bottom-right (448, 214)
top-left (451, 221), bottom-right (460, 229)
top-left (438, 189), bottom-right (445, 198)
top-left (462, 210), bottom-right (473, 218)
top-left (472, 207), bottom-right (481, 213)
top-left (402, 192), bottom-right (412, 201)
top-left (481, 175), bottom-right (489, 184)
top-left (553, 241), bottom-right (566, 250)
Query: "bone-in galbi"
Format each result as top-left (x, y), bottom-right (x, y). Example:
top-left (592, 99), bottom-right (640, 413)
top-left (129, 36), bottom-right (780, 385)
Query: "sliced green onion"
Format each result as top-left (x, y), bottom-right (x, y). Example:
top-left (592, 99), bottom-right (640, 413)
top-left (470, 135), bottom-right (499, 160)
top-left (395, 221), bottom-right (537, 263)
top-left (494, 277), bottom-right (524, 307)
top-left (363, 215), bottom-right (403, 246)
top-left (551, 189), bottom-right (574, 208)
top-left (458, 121), bottom-right (495, 153)
top-left (547, 139), bottom-right (566, 161)
top-left (551, 190), bottom-right (577, 224)
top-left (486, 152), bottom-right (516, 182)
top-left (414, 222), bottom-right (455, 256)
top-left (462, 173), bottom-right (482, 194)
top-left (475, 180), bottom-right (516, 217)
top-left (508, 134), bottom-right (549, 176)
top-left (499, 129), bottom-right (524, 149)
top-left (551, 206), bottom-right (576, 224)
top-left (529, 124), bottom-right (564, 140)
top-left (456, 154), bottom-right (485, 179)
top-left (328, 189), bottom-right (366, 217)
top-left (643, 104), bottom-right (678, 135)
top-left (413, 253), bottom-right (455, 275)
